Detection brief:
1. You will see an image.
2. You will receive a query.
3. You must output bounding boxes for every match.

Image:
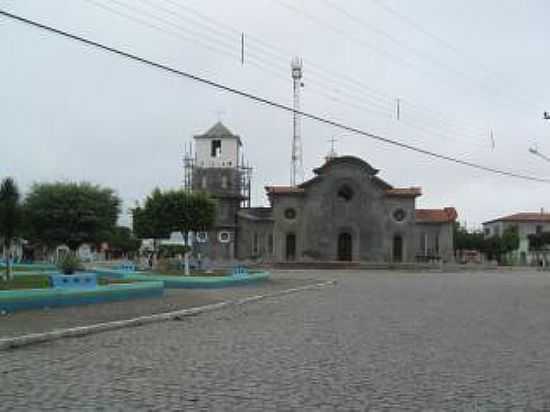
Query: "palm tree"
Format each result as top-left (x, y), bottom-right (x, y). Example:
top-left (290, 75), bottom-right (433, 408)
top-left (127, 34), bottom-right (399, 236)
top-left (0, 177), bottom-right (22, 281)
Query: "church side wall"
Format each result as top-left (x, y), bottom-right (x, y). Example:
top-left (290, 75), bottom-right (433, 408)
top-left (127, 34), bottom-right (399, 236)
top-left (414, 222), bottom-right (455, 262)
top-left (236, 218), bottom-right (274, 261)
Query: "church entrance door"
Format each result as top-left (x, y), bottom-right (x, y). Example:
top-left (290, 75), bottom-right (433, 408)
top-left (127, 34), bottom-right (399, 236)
top-left (337, 233), bottom-right (352, 261)
top-left (286, 233), bottom-right (296, 261)
top-left (393, 235), bottom-right (403, 262)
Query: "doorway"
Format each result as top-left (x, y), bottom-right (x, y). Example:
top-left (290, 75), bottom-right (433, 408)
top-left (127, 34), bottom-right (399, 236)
top-left (393, 235), bottom-right (403, 262)
top-left (286, 233), bottom-right (296, 261)
top-left (338, 232), bottom-right (353, 261)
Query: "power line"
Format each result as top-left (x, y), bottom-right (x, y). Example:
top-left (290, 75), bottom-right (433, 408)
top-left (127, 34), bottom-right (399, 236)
top-left (1, 8), bottom-right (548, 184)
top-left (275, 0), bottom-right (535, 113)
top-left (103, 0), bottom-right (491, 146)
top-left (105, 0), bottom-right (491, 143)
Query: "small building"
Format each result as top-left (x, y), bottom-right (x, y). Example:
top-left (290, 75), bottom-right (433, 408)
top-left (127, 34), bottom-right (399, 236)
top-left (482, 212), bottom-right (550, 265)
top-left (189, 122), bottom-right (458, 264)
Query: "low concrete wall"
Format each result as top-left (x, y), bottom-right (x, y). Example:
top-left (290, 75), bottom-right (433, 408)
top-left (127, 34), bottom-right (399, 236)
top-left (93, 268), bottom-right (271, 289)
top-left (0, 282), bottom-right (164, 313)
top-left (128, 272), bottom-right (270, 289)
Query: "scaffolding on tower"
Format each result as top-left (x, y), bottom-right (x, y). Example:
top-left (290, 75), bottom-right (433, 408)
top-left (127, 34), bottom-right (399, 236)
top-left (183, 141), bottom-right (194, 192)
top-left (239, 153), bottom-right (252, 208)
top-left (183, 141), bottom-right (252, 207)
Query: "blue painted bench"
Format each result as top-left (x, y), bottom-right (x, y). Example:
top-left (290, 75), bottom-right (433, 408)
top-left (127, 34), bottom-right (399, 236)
top-left (118, 262), bottom-right (136, 272)
top-left (232, 266), bottom-right (249, 279)
top-left (49, 273), bottom-right (98, 289)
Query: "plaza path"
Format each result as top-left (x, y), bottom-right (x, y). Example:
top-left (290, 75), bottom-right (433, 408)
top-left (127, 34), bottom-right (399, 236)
top-left (2, 270), bottom-right (550, 410)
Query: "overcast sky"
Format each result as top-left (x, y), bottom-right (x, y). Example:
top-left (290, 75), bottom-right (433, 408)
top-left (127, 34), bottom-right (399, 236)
top-left (1, 0), bottom-right (549, 228)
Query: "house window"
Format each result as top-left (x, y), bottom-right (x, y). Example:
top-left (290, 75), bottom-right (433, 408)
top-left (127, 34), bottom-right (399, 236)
top-left (484, 228), bottom-right (490, 236)
top-left (221, 175), bottom-right (228, 189)
top-left (536, 225), bottom-right (543, 234)
top-left (419, 232), bottom-right (427, 256)
top-left (201, 176), bottom-right (207, 189)
top-left (211, 140), bottom-right (222, 157)
top-left (337, 185), bottom-right (354, 202)
top-left (435, 234), bottom-right (439, 254)
top-left (253, 233), bottom-right (259, 255)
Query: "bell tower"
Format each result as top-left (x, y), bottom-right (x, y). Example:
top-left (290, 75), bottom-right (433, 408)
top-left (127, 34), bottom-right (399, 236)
top-left (188, 122), bottom-right (250, 261)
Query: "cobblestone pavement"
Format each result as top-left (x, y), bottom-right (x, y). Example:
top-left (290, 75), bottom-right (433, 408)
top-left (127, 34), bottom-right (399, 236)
top-left (2, 270), bottom-right (550, 410)
top-left (0, 271), bottom-right (319, 338)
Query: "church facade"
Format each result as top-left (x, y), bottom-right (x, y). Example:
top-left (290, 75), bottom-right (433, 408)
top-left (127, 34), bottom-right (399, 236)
top-left (191, 123), bottom-right (457, 264)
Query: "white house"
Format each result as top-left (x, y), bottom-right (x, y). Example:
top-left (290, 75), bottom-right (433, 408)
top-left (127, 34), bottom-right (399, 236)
top-left (482, 211), bottom-right (550, 265)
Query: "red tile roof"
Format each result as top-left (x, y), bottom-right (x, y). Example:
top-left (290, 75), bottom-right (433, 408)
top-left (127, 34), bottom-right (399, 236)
top-left (483, 212), bottom-right (550, 224)
top-left (385, 187), bottom-right (422, 197)
top-left (265, 186), bottom-right (305, 195)
top-left (416, 207), bottom-right (458, 223)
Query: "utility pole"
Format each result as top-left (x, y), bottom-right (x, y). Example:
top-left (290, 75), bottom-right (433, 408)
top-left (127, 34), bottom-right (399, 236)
top-left (290, 57), bottom-right (304, 186)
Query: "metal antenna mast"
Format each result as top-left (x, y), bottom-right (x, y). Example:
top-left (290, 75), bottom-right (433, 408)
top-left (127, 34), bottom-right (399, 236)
top-left (290, 57), bottom-right (304, 186)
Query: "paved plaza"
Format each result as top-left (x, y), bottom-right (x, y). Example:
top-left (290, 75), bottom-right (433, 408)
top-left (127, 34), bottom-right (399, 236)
top-left (2, 269), bottom-right (550, 410)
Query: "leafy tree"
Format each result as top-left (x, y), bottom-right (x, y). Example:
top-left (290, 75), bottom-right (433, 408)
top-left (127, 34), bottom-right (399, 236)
top-left (132, 188), bottom-right (216, 273)
top-left (133, 189), bottom-right (216, 241)
top-left (453, 222), bottom-right (485, 252)
top-left (454, 222), bottom-right (519, 264)
top-left (528, 232), bottom-right (550, 251)
top-left (483, 226), bottom-right (519, 264)
top-left (0, 177), bottom-right (23, 280)
top-left (24, 182), bottom-right (121, 253)
top-left (108, 226), bottom-right (141, 258)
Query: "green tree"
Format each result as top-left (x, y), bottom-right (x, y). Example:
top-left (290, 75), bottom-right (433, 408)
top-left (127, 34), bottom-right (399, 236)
top-left (0, 177), bottom-right (23, 280)
top-left (108, 226), bottom-right (141, 258)
top-left (453, 222), bottom-right (485, 252)
top-left (133, 189), bottom-right (216, 241)
top-left (24, 182), bottom-right (121, 254)
top-left (483, 226), bottom-right (519, 264)
top-left (132, 189), bottom-right (216, 273)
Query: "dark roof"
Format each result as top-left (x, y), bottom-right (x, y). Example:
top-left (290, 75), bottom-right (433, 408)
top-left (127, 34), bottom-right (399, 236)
top-left (194, 121), bottom-right (242, 145)
top-left (483, 212), bottom-right (550, 225)
top-left (313, 156), bottom-right (379, 176)
top-left (385, 187), bottom-right (422, 197)
top-left (237, 207), bottom-right (274, 221)
top-left (416, 208), bottom-right (458, 223)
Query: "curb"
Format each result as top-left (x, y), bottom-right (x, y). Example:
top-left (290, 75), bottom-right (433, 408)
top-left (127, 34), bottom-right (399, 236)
top-left (0, 280), bottom-right (336, 351)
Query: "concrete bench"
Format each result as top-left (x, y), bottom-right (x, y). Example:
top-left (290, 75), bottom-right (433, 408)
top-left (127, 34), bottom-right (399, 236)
top-left (49, 273), bottom-right (98, 289)
top-left (118, 262), bottom-right (136, 272)
top-left (232, 266), bottom-right (249, 278)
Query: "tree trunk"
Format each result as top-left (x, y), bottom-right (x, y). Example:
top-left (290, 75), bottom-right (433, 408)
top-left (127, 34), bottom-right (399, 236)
top-left (5, 241), bottom-right (12, 281)
top-left (184, 231), bottom-right (190, 276)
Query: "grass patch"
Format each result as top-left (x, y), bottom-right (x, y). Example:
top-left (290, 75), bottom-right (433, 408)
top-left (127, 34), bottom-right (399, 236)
top-left (145, 269), bottom-right (262, 277)
top-left (148, 269), bottom-right (229, 277)
top-left (97, 278), bottom-right (136, 285)
top-left (0, 275), bottom-right (51, 290)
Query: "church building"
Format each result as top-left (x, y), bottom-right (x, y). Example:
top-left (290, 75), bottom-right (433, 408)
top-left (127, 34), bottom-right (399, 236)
top-left (190, 122), bottom-right (457, 263)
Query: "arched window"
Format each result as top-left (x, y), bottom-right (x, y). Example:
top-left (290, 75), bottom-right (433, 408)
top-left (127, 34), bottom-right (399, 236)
top-left (337, 184), bottom-right (354, 202)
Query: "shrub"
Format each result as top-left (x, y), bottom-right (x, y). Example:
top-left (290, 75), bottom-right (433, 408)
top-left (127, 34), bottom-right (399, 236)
top-left (158, 244), bottom-right (190, 258)
top-left (58, 254), bottom-right (83, 275)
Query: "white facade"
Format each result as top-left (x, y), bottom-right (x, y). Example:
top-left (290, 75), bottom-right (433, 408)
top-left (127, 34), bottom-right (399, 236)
top-left (482, 213), bottom-right (550, 265)
top-left (194, 122), bottom-right (241, 169)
